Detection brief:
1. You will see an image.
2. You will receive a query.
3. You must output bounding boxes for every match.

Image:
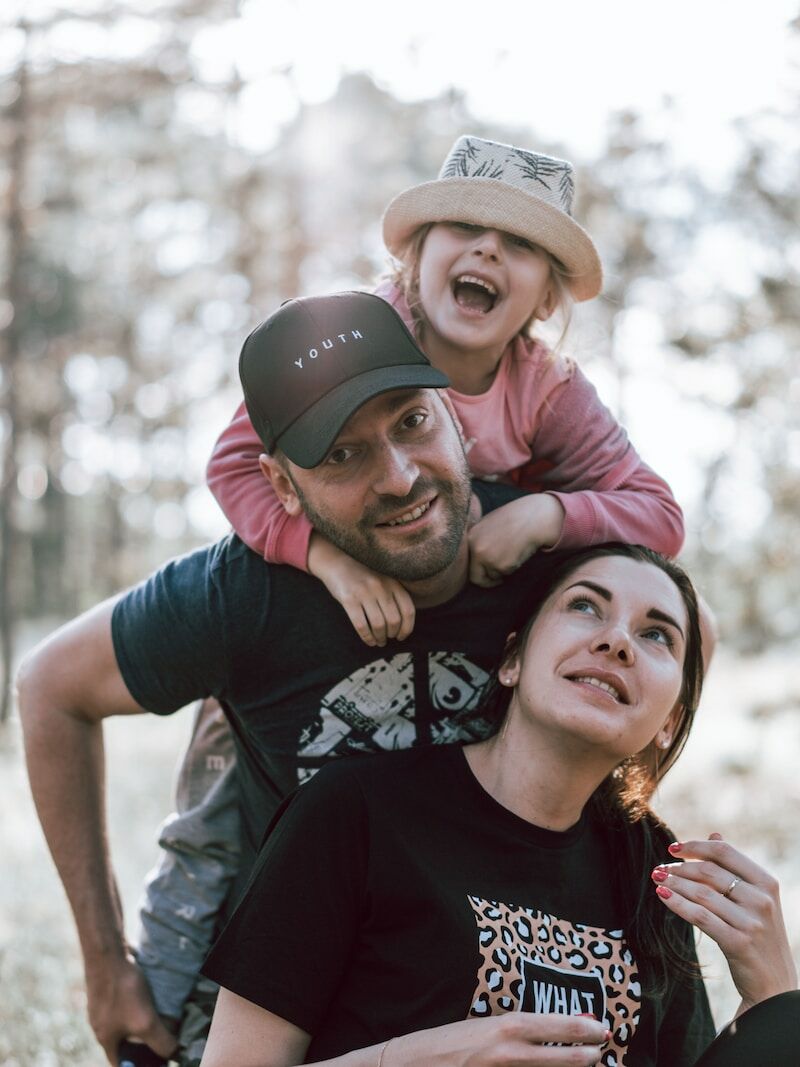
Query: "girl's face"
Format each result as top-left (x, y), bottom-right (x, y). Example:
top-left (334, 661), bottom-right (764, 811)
top-left (416, 222), bottom-right (556, 360)
top-left (505, 556), bottom-right (688, 761)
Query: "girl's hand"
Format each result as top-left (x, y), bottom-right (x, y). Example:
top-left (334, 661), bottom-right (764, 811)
top-left (307, 533), bottom-right (415, 647)
top-left (389, 1013), bottom-right (609, 1066)
top-left (652, 834), bottom-right (798, 1014)
top-left (468, 495), bottom-right (564, 587)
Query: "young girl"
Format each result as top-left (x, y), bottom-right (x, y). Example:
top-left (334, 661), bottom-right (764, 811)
top-left (208, 135), bottom-right (684, 646)
top-left (200, 545), bottom-right (798, 1067)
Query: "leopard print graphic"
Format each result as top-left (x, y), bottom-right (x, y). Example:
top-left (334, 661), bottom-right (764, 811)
top-left (467, 896), bottom-right (641, 1067)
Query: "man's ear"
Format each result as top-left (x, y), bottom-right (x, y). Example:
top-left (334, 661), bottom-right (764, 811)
top-left (258, 454), bottom-right (302, 517)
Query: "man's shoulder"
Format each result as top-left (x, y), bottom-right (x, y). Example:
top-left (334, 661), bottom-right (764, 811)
top-left (471, 478), bottom-right (526, 514)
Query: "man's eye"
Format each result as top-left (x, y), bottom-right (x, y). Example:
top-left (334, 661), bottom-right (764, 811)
top-left (402, 411), bottom-right (427, 430)
top-left (326, 446), bottom-right (356, 466)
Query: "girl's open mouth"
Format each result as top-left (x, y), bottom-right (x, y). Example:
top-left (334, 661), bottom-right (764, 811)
top-left (452, 274), bottom-right (499, 314)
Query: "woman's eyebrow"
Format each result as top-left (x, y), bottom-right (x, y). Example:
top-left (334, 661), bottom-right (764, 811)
top-left (565, 580), bottom-right (685, 639)
top-left (565, 580), bottom-right (611, 601)
top-left (647, 608), bottom-right (685, 640)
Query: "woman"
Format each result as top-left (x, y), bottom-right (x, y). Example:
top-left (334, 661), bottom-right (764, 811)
top-left (200, 544), bottom-right (797, 1066)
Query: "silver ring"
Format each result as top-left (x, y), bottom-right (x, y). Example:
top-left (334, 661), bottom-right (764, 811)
top-left (722, 876), bottom-right (741, 900)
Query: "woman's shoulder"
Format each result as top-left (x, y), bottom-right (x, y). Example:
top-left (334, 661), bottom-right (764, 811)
top-left (307, 745), bottom-right (459, 801)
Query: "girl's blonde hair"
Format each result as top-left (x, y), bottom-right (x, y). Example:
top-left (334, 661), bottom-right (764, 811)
top-left (389, 222), bottom-right (575, 355)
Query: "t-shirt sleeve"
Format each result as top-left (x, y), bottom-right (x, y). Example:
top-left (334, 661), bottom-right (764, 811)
top-left (202, 763), bottom-right (369, 1034)
top-left (111, 545), bottom-right (229, 714)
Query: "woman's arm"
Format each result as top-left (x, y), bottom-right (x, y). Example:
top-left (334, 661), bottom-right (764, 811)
top-left (200, 988), bottom-right (610, 1067)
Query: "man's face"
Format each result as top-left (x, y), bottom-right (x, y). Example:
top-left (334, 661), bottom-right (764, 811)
top-left (281, 389), bottom-right (472, 582)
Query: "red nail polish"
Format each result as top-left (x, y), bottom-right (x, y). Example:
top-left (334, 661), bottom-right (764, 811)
top-left (668, 842), bottom-right (682, 855)
top-left (656, 885), bottom-right (673, 899)
top-left (605, 1029), bottom-right (613, 1042)
top-left (651, 868), bottom-right (668, 883)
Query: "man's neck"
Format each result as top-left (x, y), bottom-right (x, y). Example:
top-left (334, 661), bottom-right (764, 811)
top-left (404, 538), bottom-right (471, 609)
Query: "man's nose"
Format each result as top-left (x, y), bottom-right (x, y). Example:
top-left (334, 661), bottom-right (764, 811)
top-left (372, 444), bottom-right (420, 498)
top-left (591, 623), bottom-right (635, 664)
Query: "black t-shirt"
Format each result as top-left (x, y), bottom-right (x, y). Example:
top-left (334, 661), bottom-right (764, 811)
top-left (204, 746), bottom-right (715, 1067)
top-left (111, 481), bottom-right (552, 884)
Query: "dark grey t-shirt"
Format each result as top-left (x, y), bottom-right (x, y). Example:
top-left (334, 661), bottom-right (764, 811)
top-left (111, 481), bottom-right (550, 878)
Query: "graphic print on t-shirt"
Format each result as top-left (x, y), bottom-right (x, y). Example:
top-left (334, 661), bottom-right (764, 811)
top-left (296, 652), bottom-right (493, 784)
top-left (467, 896), bottom-right (640, 1067)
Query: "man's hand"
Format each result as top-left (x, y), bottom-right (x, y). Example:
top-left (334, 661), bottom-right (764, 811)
top-left (468, 494), bottom-right (565, 587)
top-left (86, 952), bottom-right (178, 1065)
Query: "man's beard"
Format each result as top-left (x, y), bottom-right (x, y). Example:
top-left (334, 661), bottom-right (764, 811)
top-left (293, 468), bottom-right (472, 583)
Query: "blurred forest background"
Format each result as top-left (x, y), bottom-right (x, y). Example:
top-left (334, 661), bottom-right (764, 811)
top-left (1, 1), bottom-right (799, 1064)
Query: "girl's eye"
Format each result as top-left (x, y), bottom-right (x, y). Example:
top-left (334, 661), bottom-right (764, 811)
top-left (450, 221), bottom-right (483, 235)
top-left (642, 626), bottom-right (675, 649)
top-left (508, 233), bottom-right (536, 252)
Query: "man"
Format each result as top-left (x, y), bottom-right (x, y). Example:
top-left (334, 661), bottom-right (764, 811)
top-left (18, 291), bottom-right (554, 1065)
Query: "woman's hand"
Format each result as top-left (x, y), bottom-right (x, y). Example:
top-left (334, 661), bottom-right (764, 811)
top-left (468, 495), bottom-right (564, 588)
top-left (308, 533), bottom-right (415, 646)
top-left (652, 834), bottom-right (798, 1014)
top-left (388, 1013), bottom-right (608, 1066)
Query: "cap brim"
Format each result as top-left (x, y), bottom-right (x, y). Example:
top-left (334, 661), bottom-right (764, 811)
top-left (382, 178), bottom-right (602, 302)
top-left (279, 363), bottom-right (449, 468)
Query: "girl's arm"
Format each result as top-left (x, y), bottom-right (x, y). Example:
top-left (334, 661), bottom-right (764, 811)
top-left (466, 365), bottom-right (684, 586)
top-left (207, 402), bottom-right (313, 570)
top-left (200, 988), bottom-right (609, 1067)
top-left (522, 366), bottom-right (685, 556)
top-left (208, 404), bottom-right (415, 645)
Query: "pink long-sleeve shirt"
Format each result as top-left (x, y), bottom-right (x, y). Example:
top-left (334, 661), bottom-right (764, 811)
top-left (208, 283), bottom-right (684, 570)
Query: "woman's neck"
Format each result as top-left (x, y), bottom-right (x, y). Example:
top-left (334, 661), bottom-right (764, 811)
top-left (464, 716), bottom-right (615, 832)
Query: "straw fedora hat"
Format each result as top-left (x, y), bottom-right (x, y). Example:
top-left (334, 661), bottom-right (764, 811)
top-left (382, 135), bottom-right (602, 302)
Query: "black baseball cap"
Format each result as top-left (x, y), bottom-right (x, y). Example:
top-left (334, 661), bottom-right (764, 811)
top-left (239, 291), bottom-right (449, 468)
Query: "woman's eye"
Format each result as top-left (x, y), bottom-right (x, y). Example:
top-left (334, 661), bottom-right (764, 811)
top-left (567, 596), bottom-right (598, 616)
top-left (642, 626), bottom-right (674, 649)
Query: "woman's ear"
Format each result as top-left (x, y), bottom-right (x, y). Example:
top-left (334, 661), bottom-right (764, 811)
top-left (258, 454), bottom-right (302, 517)
top-left (655, 703), bottom-right (685, 750)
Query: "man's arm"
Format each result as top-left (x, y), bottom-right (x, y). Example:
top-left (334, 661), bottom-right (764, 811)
top-left (17, 598), bottom-right (178, 1064)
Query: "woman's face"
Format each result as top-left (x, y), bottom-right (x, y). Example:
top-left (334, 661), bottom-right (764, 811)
top-left (506, 556), bottom-right (688, 760)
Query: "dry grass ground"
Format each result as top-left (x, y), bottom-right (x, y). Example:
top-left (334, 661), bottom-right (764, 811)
top-left (1, 640), bottom-right (798, 1066)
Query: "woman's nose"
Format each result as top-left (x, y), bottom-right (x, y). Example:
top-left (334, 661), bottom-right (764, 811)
top-left (591, 625), bottom-right (635, 664)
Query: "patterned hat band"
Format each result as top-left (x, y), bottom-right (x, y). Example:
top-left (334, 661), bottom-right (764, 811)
top-left (382, 135), bottom-right (602, 302)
